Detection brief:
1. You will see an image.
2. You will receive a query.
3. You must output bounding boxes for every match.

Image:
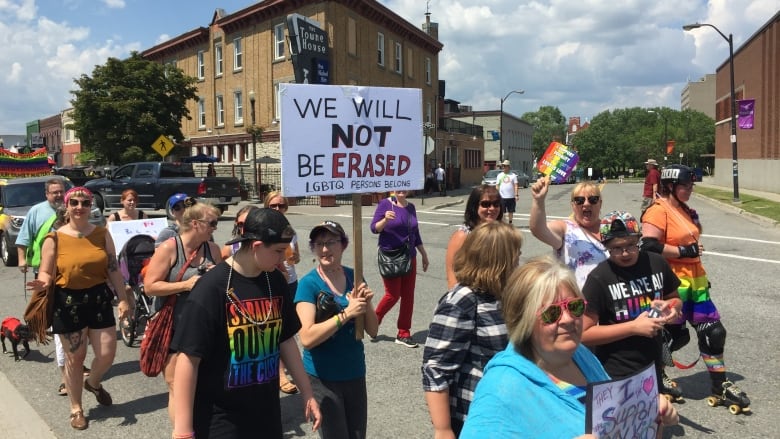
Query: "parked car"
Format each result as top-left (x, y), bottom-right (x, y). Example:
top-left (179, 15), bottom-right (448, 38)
top-left (481, 169), bottom-right (530, 188)
top-left (53, 166), bottom-right (99, 186)
top-left (84, 162), bottom-right (241, 215)
top-left (0, 176), bottom-right (106, 266)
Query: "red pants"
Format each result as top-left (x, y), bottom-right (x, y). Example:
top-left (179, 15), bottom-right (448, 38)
top-left (375, 258), bottom-right (417, 338)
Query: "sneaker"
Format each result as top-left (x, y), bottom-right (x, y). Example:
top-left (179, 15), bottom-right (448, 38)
top-left (394, 337), bottom-right (418, 348)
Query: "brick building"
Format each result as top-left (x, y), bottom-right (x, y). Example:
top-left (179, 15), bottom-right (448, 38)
top-left (141, 1), bottom-right (442, 190)
top-left (711, 12), bottom-right (779, 192)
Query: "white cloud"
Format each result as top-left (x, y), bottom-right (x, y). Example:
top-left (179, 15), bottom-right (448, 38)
top-left (102, 0), bottom-right (125, 8)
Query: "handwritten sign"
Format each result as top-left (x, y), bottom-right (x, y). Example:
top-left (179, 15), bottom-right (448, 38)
top-left (586, 363), bottom-right (659, 439)
top-left (537, 141), bottom-right (579, 183)
top-left (279, 83), bottom-right (424, 197)
top-left (108, 218), bottom-right (168, 256)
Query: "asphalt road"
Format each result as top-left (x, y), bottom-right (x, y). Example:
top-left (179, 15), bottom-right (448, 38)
top-left (1, 182), bottom-right (778, 438)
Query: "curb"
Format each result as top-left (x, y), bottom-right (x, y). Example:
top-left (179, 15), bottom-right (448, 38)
top-left (693, 193), bottom-right (780, 228)
top-left (0, 372), bottom-right (56, 439)
top-left (429, 198), bottom-right (465, 211)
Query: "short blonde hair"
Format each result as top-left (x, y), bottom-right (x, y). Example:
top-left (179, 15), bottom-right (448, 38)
top-left (453, 221), bottom-right (522, 297)
top-left (570, 181), bottom-right (601, 201)
top-left (263, 191), bottom-right (288, 207)
top-left (502, 255), bottom-right (582, 358)
top-left (180, 202), bottom-right (220, 233)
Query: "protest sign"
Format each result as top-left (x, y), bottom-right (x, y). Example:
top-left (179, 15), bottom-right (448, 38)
top-left (537, 141), bottom-right (579, 184)
top-left (108, 218), bottom-right (168, 256)
top-left (280, 83), bottom-right (424, 197)
top-left (586, 363), bottom-right (659, 439)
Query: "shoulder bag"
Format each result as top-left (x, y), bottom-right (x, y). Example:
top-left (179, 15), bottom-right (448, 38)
top-left (139, 243), bottom-right (199, 377)
top-left (377, 205), bottom-right (413, 278)
top-left (23, 232), bottom-right (59, 345)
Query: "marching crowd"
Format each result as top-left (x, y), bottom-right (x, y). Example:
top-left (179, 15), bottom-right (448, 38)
top-left (12, 162), bottom-right (750, 438)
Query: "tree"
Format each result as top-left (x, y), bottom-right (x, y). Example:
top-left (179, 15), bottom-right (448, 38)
top-left (69, 52), bottom-right (198, 164)
top-left (520, 106), bottom-right (567, 158)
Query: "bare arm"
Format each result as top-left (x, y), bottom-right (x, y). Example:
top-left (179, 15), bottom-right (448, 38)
top-left (580, 311), bottom-right (663, 346)
top-left (445, 230), bottom-right (466, 290)
top-left (280, 337), bottom-right (321, 432)
top-left (417, 244), bottom-right (430, 273)
top-left (144, 240), bottom-right (198, 297)
top-left (104, 233), bottom-right (130, 318)
top-left (172, 353), bottom-right (200, 437)
top-left (424, 390), bottom-right (456, 439)
top-left (529, 178), bottom-right (566, 250)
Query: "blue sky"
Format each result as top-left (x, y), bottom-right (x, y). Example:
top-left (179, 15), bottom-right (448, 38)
top-left (0, 0), bottom-right (777, 135)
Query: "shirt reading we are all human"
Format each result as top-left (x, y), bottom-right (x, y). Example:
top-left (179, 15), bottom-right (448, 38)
top-left (171, 262), bottom-right (300, 437)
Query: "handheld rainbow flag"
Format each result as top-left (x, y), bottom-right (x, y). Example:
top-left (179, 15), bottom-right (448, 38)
top-left (537, 141), bottom-right (579, 184)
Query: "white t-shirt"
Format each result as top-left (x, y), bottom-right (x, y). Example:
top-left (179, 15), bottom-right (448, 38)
top-left (496, 172), bottom-right (518, 198)
top-left (434, 167), bottom-right (445, 181)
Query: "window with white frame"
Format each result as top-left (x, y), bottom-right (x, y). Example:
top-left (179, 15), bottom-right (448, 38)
top-left (233, 37), bottom-right (242, 70)
top-left (274, 83), bottom-right (281, 121)
top-left (425, 57), bottom-right (431, 84)
top-left (377, 33), bottom-right (385, 66)
top-left (234, 91), bottom-right (243, 124)
top-left (274, 23), bottom-right (285, 60)
top-left (215, 42), bottom-right (223, 76)
top-left (198, 98), bottom-right (206, 128)
top-left (347, 18), bottom-right (357, 55)
top-left (197, 50), bottom-right (205, 79)
top-left (216, 95), bottom-right (224, 126)
top-left (394, 42), bottom-right (402, 73)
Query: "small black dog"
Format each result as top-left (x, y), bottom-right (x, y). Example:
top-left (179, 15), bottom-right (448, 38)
top-left (1, 317), bottom-right (31, 361)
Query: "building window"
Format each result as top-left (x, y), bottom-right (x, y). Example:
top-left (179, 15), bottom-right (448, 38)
top-left (234, 91), bottom-right (243, 124)
top-left (464, 149), bottom-right (482, 169)
top-left (425, 57), bottom-right (431, 84)
top-left (215, 42), bottom-right (223, 76)
top-left (347, 18), bottom-right (357, 55)
top-left (198, 98), bottom-right (206, 128)
top-left (274, 83), bottom-right (281, 121)
top-left (233, 37), bottom-right (242, 70)
top-left (394, 42), bottom-right (402, 73)
top-left (377, 32), bottom-right (385, 66)
top-left (407, 48), bottom-right (413, 78)
top-left (197, 50), bottom-right (205, 79)
top-left (426, 101), bottom-right (432, 123)
top-left (274, 23), bottom-right (285, 60)
top-left (216, 95), bottom-right (224, 126)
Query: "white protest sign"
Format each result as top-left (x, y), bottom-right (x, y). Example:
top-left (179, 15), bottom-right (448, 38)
top-left (280, 83), bottom-right (423, 197)
top-left (108, 218), bottom-right (168, 256)
top-left (586, 363), bottom-right (659, 438)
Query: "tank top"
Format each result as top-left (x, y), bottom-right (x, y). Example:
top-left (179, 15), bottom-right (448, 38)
top-left (112, 210), bottom-right (146, 221)
top-left (167, 235), bottom-right (216, 323)
top-left (54, 227), bottom-right (109, 290)
top-left (556, 219), bottom-right (608, 288)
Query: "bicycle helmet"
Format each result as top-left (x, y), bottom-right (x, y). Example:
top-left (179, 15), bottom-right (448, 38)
top-left (599, 210), bottom-right (641, 243)
top-left (660, 164), bottom-right (696, 185)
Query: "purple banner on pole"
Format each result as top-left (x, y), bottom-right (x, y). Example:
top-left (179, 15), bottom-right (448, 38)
top-left (738, 99), bottom-right (754, 130)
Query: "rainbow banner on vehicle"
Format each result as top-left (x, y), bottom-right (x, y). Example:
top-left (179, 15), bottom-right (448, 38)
top-left (537, 141), bottom-right (579, 184)
top-left (0, 148), bottom-right (52, 178)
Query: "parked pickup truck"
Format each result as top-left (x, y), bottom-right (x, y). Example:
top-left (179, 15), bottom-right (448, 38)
top-left (84, 162), bottom-right (241, 215)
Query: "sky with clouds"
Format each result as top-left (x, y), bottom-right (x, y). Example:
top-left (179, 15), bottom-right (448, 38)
top-left (0, 0), bottom-right (777, 134)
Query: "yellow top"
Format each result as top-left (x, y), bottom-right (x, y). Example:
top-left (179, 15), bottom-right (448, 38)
top-left (52, 227), bottom-right (109, 290)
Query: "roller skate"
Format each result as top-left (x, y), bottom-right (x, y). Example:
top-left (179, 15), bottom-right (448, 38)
top-left (707, 380), bottom-right (751, 415)
top-left (660, 370), bottom-right (684, 403)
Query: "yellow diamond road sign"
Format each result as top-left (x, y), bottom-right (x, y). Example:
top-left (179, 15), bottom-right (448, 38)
top-left (152, 135), bottom-right (175, 158)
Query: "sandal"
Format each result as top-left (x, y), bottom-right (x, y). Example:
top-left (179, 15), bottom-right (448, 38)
top-left (279, 377), bottom-right (299, 394)
top-left (84, 378), bottom-right (113, 406)
top-left (57, 383), bottom-right (68, 396)
top-left (70, 410), bottom-right (88, 430)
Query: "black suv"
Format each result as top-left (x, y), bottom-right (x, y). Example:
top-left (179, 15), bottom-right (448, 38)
top-left (0, 176), bottom-right (106, 266)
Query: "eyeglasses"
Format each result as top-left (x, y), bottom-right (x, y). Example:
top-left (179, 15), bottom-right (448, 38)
top-left (479, 200), bottom-right (502, 208)
top-left (68, 199), bottom-right (92, 208)
top-left (198, 219), bottom-right (219, 228)
top-left (48, 190), bottom-right (64, 195)
top-left (313, 239), bottom-right (341, 248)
top-left (268, 203), bottom-right (288, 210)
top-left (607, 244), bottom-right (640, 256)
top-left (538, 298), bottom-right (587, 325)
top-left (572, 196), bottom-right (600, 205)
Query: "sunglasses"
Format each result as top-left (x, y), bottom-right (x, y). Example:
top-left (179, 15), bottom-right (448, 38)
top-left (268, 203), bottom-right (288, 210)
top-left (572, 196), bottom-right (600, 205)
top-left (479, 200), bottom-right (502, 208)
top-left (198, 219), bottom-right (219, 228)
top-left (68, 198), bottom-right (92, 208)
top-left (538, 298), bottom-right (587, 325)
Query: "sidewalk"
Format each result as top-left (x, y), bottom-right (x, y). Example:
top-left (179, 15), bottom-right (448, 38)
top-left (0, 372), bottom-right (56, 439)
top-left (694, 176), bottom-right (779, 226)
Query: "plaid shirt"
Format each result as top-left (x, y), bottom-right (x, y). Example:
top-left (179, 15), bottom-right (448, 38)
top-left (422, 285), bottom-right (508, 423)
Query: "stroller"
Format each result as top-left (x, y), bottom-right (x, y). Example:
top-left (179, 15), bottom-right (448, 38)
top-left (118, 234), bottom-right (157, 347)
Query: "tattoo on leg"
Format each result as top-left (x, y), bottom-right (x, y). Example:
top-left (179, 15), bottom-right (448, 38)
top-left (66, 331), bottom-right (83, 352)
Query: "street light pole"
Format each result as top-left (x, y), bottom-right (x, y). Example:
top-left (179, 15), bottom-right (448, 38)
top-left (683, 22), bottom-right (740, 202)
top-left (249, 90), bottom-right (258, 201)
top-left (499, 89), bottom-right (524, 163)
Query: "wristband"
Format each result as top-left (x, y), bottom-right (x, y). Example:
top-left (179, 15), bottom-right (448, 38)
top-left (334, 314), bottom-right (342, 329)
top-left (678, 243), bottom-right (699, 258)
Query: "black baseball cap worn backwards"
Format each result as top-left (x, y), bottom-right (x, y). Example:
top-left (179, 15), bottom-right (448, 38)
top-left (224, 208), bottom-right (294, 245)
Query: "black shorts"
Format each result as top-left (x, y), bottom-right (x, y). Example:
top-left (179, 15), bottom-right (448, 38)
top-left (52, 284), bottom-right (116, 334)
top-left (501, 197), bottom-right (517, 213)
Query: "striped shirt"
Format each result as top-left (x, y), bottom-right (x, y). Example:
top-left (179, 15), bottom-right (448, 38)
top-left (422, 284), bottom-right (508, 424)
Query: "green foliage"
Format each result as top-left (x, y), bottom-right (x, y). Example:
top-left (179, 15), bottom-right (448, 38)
top-left (120, 146), bottom-right (146, 163)
top-left (572, 107), bottom-right (714, 177)
top-left (70, 52), bottom-right (198, 165)
top-left (520, 106), bottom-right (567, 158)
top-left (74, 150), bottom-right (97, 165)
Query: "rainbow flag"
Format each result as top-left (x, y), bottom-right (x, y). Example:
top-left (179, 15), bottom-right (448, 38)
top-left (537, 141), bottom-right (579, 183)
top-left (0, 148), bottom-right (53, 178)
